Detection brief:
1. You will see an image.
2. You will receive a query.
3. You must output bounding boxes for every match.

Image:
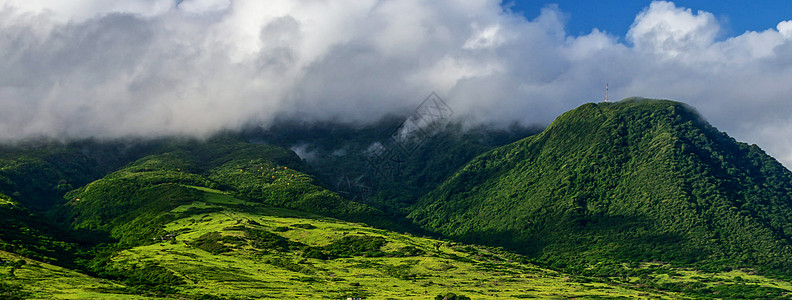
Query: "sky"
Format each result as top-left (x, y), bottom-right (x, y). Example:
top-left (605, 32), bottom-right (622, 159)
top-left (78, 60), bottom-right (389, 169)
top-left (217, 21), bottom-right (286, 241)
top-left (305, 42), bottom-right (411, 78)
top-left (1, 0), bottom-right (792, 168)
top-left (507, 1), bottom-right (792, 37)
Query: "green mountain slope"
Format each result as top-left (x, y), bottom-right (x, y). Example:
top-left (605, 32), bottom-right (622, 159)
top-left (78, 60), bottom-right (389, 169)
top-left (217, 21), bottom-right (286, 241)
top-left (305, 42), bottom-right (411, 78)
top-left (103, 193), bottom-right (672, 299)
top-left (51, 141), bottom-right (399, 247)
top-left (13, 186), bottom-right (792, 299)
top-left (243, 119), bottom-right (539, 215)
top-left (409, 98), bottom-right (792, 275)
top-left (0, 250), bottom-right (150, 300)
top-left (3, 121), bottom-right (792, 298)
top-left (0, 139), bottom-right (167, 210)
top-left (0, 192), bottom-right (88, 271)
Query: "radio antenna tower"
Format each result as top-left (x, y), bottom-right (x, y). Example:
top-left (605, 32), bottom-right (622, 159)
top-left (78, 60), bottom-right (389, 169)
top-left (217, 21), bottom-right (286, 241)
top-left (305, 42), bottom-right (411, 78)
top-left (604, 83), bottom-right (610, 102)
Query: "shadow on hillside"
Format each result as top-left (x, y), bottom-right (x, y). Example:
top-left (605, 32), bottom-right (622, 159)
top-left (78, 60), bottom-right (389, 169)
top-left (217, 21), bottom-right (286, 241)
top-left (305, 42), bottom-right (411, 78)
top-left (454, 214), bottom-right (706, 266)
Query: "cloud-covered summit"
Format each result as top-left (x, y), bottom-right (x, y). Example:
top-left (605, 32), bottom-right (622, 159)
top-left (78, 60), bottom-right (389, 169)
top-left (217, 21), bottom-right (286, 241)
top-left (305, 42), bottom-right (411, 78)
top-left (2, 0), bottom-right (792, 167)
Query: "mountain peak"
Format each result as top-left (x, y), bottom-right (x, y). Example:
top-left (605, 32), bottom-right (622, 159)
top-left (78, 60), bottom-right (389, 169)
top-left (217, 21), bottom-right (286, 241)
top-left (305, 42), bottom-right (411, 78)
top-left (409, 99), bottom-right (792, 274)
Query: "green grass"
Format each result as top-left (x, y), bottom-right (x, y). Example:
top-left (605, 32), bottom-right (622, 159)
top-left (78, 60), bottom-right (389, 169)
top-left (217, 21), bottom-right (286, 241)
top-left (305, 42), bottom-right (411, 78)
top-left (8, 189), bottom-right (792, 299)
top-left (182, 185), bottom-right (244, 205)
top-left (111, 205), bottom-right (671, 299)
top-left (0, 251), bottom-right (154, 299)
top-left (109, 191), bottom-right (792, 299)
top-left (4, 117), bottom-right (792, 299)
top-left (620, 263), bottom-right (792, 298)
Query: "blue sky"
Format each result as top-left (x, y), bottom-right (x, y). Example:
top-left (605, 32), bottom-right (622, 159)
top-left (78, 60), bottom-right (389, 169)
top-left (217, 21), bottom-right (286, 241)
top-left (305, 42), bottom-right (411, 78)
top-left (505, 0), bottom-right (792, 38)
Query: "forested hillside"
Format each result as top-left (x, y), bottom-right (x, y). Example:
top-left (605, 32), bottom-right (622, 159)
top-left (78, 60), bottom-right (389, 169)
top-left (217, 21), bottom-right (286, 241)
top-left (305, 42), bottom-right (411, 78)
top-left (52, 141), bottom-right (400, 243)
top-left (410, 98), bottom-right (792, 276)
top-left (243, 119), bottom-right (538, 215)
top-left (4, 100), bottom-right (792, 298)
top-left (0, 139), bottom-right (168, 209)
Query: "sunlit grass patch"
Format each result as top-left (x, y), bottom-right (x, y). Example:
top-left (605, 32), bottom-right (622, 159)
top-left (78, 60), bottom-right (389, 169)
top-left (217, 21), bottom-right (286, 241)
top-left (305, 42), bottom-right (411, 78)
top-left (0, 251), bottom-right (147, 299)
top-left (105, 198), bottom-right (685, 299)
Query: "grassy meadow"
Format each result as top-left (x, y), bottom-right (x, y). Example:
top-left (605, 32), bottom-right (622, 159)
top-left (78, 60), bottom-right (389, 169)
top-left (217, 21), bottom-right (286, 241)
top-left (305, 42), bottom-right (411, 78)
top-left (4, 186), bottom-right (779, 299)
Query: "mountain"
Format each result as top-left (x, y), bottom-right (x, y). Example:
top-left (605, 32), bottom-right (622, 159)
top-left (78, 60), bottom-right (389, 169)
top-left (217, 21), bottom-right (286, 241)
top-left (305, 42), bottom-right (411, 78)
top-left (409, 98), bottom-right (792, 276)
top-left (0, 139), bottom-right (165, 209)
top-left (1, 140), bottom-right (724, 299)
top-left (0, 192), bottom-right (80, 266)
top-left (49, 140), bottom-right (402, 245)
top-left (15, 189), bottom-right (776, 300)
top-left (5, 105), bottom-right (792, 298)
top-left (7, 175), bottom-right (792, 299)
top-left (240, 118), bottom-right (539, 215)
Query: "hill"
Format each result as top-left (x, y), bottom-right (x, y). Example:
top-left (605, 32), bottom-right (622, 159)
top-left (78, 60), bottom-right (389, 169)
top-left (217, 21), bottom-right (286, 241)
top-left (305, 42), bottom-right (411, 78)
top-left (50, 140), bottom-right (402, 245)
top-left (241, 118), bottom-right (539, 215)
top-left (0, 142), bottom-right (694, 298)
top-left (4, 109), bottom-right (792, 298)
top-left (8, 186), bottom-right (792, 299)
top-left (0, 139), bottom-right (166, 209)
top-left (0, 192), bottom-right (81, 267)
top-left (409, 98), bottom-right (792, 276)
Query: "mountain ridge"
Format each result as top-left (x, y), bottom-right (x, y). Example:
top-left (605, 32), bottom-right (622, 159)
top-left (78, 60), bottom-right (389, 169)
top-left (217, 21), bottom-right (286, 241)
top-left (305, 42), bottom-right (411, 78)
top-left (4, 99), bottom-right (792, 298)
top-left (409, 98), bottom-right (792, 275)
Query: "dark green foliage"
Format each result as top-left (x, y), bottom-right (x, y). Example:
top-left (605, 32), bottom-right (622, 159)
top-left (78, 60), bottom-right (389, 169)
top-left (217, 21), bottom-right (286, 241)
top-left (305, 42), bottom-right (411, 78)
top-left (435, 292), bottom-right (471, 300)
top-left (272, 226), bottom-right (291, 232)
top-left (647, 281), bottom-right (789, 299)
top-left (49, 140), bottom-right (394, 247)
top-left (246, 230), bottom-right (290, 251)
top-left (0, 281), bottom-right (30, 300)
top-left (4, 103), bottom-right (792, 298)
top-left (228, 226), bottom-right (301, 252)
top-left (12, 139), bottom-right (395, 292)
top-left (242, 118), bottom-right (539, 217)
top-left (706, 284), bottom-right (788, 299)
top-left (54, 179), bottom-right (201, 246)
top-left (301, 235), bottom-right (390, 260)
top-left (189, 232), bottom-right (230, 254)
top-left (0, 139), bottom-right (167, 209)
top-left (392, 246), bottom-right (424, 257)
top-left (194, 294), bottom-right (226, 300)
top-left (380, 261), bottom-right (419, 280)
top-left (302, 248), bottom-right (328, 259)
top-left (292, 223), bottom-right (317, 229)
top-left (114, 263), bottom-right (185, 288)
top-left (264, 257), bottom-right (315, 274)
top-left (0, 121), bottom-right (528, 287)
top-left (205, 155), bottom-right (399, 230)
top-left (410, 98), bottom-right (792, 275)
top-left (0, 193), bottom-right (80, 266)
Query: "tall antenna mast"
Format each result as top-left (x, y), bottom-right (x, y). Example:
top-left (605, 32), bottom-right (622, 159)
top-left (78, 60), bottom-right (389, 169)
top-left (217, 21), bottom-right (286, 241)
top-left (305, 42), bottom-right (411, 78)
top-left (604, 83), bottom-right (610, 102)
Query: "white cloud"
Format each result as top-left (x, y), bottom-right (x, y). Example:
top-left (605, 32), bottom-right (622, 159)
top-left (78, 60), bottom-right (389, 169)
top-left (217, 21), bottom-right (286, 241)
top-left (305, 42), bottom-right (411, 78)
top-left (1, 0), bottom-right (173, 22)
top-left (177, 0), bottom-right (230, 14)
top-left (778, 20), bottom-right (792, 38)
top-left (464, 24), bottom-right (505, 50)
top-left (628, 1), bottom-right (720, 58)
top-left (1, 0), bottom-right (792, 168)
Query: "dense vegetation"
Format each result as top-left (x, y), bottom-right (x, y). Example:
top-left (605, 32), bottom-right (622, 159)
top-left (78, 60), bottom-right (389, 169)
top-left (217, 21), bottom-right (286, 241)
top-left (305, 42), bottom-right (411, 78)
top-left (0, 193), bottom-right (79, 266)
top-left (11, 189), bottom-right (788, 299)
top-left (3, 99), bottom-right (792, 298)
top-left (410, 98), bottom-right (792, 277)
top-left (47, 141), bottom-right (406, 250)
top-left (243, 118), bottom-right (539, 215)
top-left (0, 138), bottom-right (172, 209)
top-left (2, 138), bottom-right (408, 297)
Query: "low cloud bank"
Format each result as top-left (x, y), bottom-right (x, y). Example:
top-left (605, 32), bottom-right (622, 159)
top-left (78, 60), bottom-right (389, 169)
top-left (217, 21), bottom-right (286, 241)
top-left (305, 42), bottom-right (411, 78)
top-left (2, 1), bottom-right (792, 166)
